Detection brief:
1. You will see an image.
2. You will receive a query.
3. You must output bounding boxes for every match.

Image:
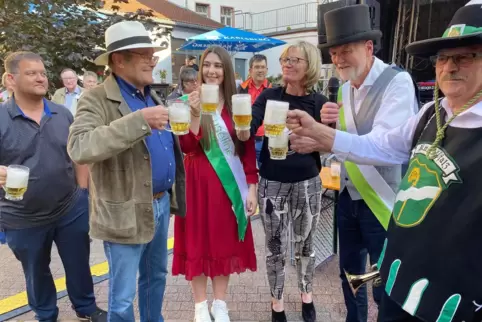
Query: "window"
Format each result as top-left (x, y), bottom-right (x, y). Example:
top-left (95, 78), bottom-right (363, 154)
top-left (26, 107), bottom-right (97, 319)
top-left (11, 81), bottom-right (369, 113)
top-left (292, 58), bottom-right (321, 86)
top-left (220, 7), bottom-right (233, 26)
top-left (195, 3), bottom-right (210, 18)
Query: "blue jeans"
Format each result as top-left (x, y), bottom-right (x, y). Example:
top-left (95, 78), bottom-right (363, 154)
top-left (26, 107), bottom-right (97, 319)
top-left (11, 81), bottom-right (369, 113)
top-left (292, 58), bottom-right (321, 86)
top-left (255, 137), bottom-right (263, 169)
top-left (104, 193), bottom-right (170, 322)
top-left (5, 189), bottom-right (96, 322)
top-left (336, 190), bottom-right (386, 322)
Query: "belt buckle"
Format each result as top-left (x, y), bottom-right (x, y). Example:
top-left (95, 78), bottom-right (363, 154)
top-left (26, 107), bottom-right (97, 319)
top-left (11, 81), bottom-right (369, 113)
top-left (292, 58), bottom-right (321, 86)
top-left (153, 191), bottom-right (164, 200)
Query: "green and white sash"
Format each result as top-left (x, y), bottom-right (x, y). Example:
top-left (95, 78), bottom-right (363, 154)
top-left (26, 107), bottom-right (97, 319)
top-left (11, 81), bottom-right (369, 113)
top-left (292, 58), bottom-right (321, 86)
top-left (203, 111), bottom-right (249, 241)
top-left (338, 86), bottom-right (394, 229)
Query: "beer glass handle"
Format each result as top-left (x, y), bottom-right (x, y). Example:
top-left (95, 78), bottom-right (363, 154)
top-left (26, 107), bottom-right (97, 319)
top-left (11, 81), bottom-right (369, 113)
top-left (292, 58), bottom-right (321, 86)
top-left (164, 123), bottom-right (173, 132)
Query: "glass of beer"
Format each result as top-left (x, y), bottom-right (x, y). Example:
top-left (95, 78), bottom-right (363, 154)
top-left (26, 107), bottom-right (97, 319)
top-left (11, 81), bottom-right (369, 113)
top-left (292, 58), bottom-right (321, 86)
top-left (3, 165), bottom-right (29, 201)
top-left (330, 161), bottom-right (341, 183)
top-left (268, 129), bottom-right (289, 160)
top-left (232, 94), bottom-right (252, 130)
top-left (264, 100), bottom-right (289, 138)
top-left (167, 99), bottom-right (191, 135)
top-left (201, 84), bottom-right (219, 115)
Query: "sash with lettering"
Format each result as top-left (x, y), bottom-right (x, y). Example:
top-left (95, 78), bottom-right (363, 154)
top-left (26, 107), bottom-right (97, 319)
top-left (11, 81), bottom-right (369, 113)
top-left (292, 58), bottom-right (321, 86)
top-left (337, 87), bottom-right (393, 229)
top-left (202, 111), bottom-right (249, 241)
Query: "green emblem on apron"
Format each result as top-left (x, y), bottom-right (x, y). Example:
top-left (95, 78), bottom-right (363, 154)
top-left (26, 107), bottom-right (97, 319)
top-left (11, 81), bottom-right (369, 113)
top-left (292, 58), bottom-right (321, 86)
top-left (393, 144), bottom-right (462, 228)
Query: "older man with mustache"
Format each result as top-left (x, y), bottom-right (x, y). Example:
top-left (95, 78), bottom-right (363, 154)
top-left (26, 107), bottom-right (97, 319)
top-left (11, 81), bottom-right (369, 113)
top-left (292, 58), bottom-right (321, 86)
top-left (287, 1), bottom-right (482, 321)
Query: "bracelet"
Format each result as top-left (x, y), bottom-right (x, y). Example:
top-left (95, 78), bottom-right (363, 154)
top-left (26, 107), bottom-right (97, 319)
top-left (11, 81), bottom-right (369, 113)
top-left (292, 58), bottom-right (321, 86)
top-left (191, 111), bottom-right (200, 117)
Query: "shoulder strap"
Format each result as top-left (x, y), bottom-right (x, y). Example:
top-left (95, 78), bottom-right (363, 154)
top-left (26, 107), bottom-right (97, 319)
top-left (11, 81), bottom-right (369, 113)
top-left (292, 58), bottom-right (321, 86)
top-left (410, 99), bottom-right (442, 150)
top-left (355, 66), bottom-right (400, 134)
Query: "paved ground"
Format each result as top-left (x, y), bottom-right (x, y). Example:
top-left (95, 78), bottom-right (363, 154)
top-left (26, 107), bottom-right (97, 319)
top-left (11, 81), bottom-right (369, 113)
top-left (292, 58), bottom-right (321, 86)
top-left (0, 217), bottom-right (377, 322)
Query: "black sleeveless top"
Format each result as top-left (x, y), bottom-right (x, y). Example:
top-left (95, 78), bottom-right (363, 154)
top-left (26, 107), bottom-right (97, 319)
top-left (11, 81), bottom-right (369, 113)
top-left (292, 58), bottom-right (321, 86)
top-left (379, 102), bottom-right (482, 322)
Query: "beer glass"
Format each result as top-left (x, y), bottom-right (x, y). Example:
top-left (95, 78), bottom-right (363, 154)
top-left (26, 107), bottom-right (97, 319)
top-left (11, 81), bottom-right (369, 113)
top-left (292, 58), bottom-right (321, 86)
top-left (3, 165), bottom-right (29, 201)
top-left (268, 129), bottom-right (289, 160)
top-left (264, 100), bottom-right (289, 138)
top-left (330, 161), bottom-right (341, 183)
top-left (167, 99), bottom-right (191, 135)
top-left (232, 94), bottom-right (252, 130)
top-left (201, 84), bottom-right (219, 115)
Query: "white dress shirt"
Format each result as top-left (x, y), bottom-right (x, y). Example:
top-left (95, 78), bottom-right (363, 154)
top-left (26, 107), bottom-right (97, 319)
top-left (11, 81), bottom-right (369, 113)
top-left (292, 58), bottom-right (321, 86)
top-left (333, 99), bottom-right (482, 166)
top-left (345, 57), bottom-right (418, 124)
top-left (339, 57), bottom-right (417, 199)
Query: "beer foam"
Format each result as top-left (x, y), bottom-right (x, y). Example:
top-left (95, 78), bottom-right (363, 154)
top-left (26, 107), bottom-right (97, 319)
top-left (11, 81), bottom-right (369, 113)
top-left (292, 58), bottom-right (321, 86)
top-left (265, 100), bottom-right (289, 124)
top-left (169, 105), bottom-right (190, 121)
top-left (202, 84), bottom-right (219, 103)
top-left (232, 96), bottom-right (251, 115)
top-left (6, 168), bottom-right (29, 188)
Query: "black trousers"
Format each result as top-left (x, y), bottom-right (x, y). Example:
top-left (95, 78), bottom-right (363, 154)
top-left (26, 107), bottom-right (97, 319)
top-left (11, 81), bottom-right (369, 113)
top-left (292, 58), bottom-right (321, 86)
top-left (377, 291), bottom-right (423, 322)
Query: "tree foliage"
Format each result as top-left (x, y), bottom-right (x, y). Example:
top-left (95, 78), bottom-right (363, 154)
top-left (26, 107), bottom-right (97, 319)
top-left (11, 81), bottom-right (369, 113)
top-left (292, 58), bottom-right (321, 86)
top-left (0, 0), bottom-right (168, 91)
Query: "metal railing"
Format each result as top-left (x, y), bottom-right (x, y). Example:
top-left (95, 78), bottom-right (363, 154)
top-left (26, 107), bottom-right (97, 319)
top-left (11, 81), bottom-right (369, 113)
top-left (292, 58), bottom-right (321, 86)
top-left (235, 2), bottom-right (319, 34)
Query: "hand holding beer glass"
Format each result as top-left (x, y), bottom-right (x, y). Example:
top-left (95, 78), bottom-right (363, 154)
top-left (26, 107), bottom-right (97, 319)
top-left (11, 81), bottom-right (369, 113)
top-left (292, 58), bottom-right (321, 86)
top-left (1, 165), bottom-right (29, 201)
top-left (232, 94), bottom-right (252, 131)
top-left (201, 84), bottom-right (219, 115)
top-left (264, 100), bottom-right (289, 138)
top-left (268, 129), bottom-right (289, 160)
top-left (167, 99), bottom-right (191, 135)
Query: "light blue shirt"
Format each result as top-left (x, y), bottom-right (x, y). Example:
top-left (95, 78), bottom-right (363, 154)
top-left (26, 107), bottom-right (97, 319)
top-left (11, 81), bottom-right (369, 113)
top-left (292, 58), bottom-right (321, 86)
top-left (64, 86), bottom-right (82, 112)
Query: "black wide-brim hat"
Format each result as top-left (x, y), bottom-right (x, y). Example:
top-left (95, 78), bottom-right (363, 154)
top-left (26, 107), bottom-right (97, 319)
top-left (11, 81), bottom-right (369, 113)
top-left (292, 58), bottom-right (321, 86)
top-left (406, 0), bottom-right (482, 57)
top-left (318, 4), bottom-right (382, 50)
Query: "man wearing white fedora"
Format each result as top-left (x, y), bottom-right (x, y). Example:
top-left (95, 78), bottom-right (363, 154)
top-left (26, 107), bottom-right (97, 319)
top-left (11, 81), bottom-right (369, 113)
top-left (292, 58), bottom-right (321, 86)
top-left (287, 0), bottom-right (482, 321)
top-left (67, 21), bottom-right (187, 322)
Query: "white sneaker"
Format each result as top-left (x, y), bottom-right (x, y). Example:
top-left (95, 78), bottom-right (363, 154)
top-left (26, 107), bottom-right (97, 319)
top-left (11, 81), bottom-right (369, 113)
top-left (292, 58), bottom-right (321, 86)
top-left (211, 299), bottom-right (230, 322)
top-left (194, 300), bottom-right (212, 322)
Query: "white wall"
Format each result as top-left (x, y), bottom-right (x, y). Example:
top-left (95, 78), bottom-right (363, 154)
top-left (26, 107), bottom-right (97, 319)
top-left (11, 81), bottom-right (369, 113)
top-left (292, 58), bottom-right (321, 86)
top-left (168, 0), bottom-right (328, 24)
top-left (150, 28), bottom-right (174, 83)
top-left (260, 30), bottom-right (319, 77)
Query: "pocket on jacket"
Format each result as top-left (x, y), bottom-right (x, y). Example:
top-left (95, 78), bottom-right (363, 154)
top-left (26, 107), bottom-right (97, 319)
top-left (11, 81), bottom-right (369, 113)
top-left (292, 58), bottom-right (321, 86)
top-left (90, 198), bottom-right (137, 238)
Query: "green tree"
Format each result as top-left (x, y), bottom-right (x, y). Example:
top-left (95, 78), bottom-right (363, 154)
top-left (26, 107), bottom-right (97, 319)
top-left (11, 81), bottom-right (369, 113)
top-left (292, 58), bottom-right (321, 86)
top-left (0, 0), bottom-right (168, 92)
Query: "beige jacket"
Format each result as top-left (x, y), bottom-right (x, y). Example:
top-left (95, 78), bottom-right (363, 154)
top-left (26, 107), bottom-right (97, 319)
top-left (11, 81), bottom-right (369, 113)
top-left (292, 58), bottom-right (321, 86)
top-left (51, 86), bottom-right (84, 105)
top-left (67, 76), bottom-right (186, 244)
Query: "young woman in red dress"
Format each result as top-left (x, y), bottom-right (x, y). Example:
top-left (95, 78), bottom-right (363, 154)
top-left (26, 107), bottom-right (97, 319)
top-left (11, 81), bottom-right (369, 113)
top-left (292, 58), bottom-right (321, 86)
top-left (172, 46), bottom-right (258, 322)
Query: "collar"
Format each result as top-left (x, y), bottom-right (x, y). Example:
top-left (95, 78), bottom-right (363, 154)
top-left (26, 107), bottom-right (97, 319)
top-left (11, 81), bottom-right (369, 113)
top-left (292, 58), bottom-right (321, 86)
top-left (115, 74), bottom-right (151, 98)
top-left (442, 98), bottom-right (482, 117)
top-left (7, 96), bottom-right (53, 119)
top-left (65, 86), bottom-right (81, 95)
top-left (350, 56), bottom-right (386, 89)
top-left (244, 77), bottom-right (269, 90)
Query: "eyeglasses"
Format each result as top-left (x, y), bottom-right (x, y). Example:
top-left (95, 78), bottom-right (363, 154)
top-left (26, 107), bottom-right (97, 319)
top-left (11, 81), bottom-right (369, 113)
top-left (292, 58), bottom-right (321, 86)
top-left (127, 51), bottom-right (160, 64)
top-left (279, 57), bottom-right (306, 66)
top-left (430, 53), bottom-right (482, 67)
top-left (183, 79), bottom-right (198, 86)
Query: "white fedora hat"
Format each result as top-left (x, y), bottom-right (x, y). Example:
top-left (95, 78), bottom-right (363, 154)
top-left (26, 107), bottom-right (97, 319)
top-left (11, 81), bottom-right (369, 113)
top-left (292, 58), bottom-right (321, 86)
top-left (94, 21), bottom-right (166, 66)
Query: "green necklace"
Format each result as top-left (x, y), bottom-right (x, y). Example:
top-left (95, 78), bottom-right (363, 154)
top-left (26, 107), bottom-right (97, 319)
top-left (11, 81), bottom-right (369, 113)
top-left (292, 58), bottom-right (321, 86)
top-left (426, 84), bottom-right (482, 159)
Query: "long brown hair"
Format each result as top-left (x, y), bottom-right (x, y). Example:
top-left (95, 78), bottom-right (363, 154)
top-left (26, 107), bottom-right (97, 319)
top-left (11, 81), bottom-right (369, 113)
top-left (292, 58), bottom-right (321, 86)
top-left (198, 46), bottom-right (244, 156)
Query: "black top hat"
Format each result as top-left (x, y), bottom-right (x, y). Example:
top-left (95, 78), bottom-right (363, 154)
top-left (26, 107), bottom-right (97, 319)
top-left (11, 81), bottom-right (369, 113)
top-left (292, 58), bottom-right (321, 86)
top-left (318, 4), bottom-right (382, 50)
top-left (406, 0), bottom-right (482, 57)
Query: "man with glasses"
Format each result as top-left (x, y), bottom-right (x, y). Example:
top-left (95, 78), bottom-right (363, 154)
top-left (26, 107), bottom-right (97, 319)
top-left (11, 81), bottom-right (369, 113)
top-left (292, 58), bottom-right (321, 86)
top-left (288, 1), bottom-right (482, 321)
top-left (67, 21), bottom-right (186, 322)
top-left (316, 5), bottom-right (417, 322)
top-left (237, 54), bottom-right (271, 167)
top-left (52, 68), bottom-right (83, 116)
top-left (167, 67), bottom-right (198, 101)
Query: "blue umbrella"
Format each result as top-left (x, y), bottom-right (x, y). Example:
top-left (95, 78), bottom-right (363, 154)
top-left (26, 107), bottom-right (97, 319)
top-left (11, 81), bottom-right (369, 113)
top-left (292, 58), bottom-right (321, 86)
top-left (179, 26), bottom-right (286, 52)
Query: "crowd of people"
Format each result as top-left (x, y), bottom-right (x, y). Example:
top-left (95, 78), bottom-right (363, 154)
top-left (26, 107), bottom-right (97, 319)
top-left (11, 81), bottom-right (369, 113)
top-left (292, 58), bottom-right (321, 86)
top-left (0, 1), bottom-right (481, 322)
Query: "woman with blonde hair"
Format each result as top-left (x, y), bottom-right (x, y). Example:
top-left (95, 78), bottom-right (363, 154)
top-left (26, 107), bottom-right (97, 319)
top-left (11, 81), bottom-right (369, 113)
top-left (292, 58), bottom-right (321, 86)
top-left (172, 46), bottom-right (258, 322)
top-left (237, 40), bottom-right (327, 322)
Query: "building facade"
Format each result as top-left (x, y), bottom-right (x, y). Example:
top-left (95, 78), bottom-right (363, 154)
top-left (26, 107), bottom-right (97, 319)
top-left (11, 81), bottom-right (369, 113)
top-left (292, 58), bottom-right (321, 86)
top-left (167, 0), bottom-right (336, 80)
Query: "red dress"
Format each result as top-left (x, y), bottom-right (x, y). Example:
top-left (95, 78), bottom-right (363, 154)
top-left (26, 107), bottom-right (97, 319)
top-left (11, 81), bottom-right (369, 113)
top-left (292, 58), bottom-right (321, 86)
top-left (172, 107), bottom-right (258, 280)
